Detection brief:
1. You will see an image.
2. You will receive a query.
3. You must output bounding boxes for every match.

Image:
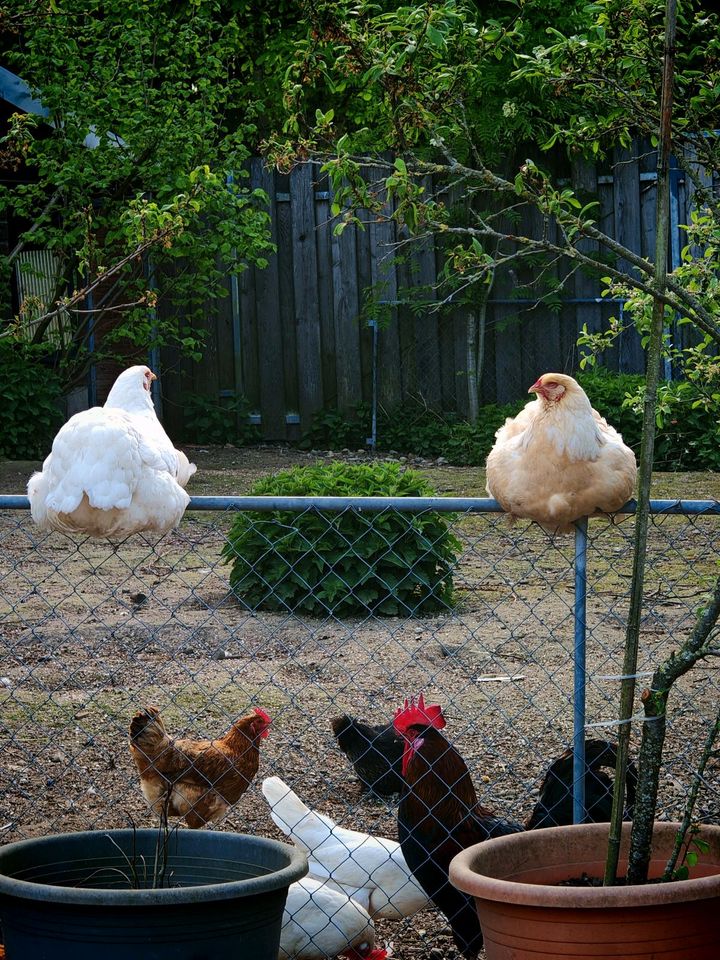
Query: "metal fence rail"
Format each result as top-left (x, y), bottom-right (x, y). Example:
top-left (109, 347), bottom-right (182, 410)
top-left (1, 495), bottom-right (719, 957)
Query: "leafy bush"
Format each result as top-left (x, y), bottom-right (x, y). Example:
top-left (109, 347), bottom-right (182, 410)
top-left (579, 368), bottom-right (720, 470)
top-left (576, 369), bottom-right (644, 453)
top-left (635, 378), bottom-right (720, 471)
top-left (221, 462), bottom-right (460, 616)
top-left (0, 342), bottom-right (63, 459)
top-left (183, 393), bottom-right (260, 447)
top-left (303, 370), bottom-right (720, 471)
top-left (302, 404), bottom-right (373, 451)
top-left (304, 399), bottom-right (526, 465)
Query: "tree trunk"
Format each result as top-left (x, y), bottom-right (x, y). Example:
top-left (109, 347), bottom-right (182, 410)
top-left (604, 0), bottom-right (677, 886)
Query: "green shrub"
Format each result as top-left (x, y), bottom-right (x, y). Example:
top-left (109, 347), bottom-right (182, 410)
top-left (303, 370), bottom-right (719, 471)
top-left (183, 393), bottom-right (260, 447)
top-left (579, 368), bottom-right (720, 470)
top-left (304, 398), bottom-right (526, 465)
top-left (576, 369), bottom-right (644, 453)
top-left (221, 461), bottom-right (460, 616)
top-left (642, 378), bottom-right (720, 471)
top-left (302, 404), bottom-right (372, 451)
top-left (0, 342), bottom-right (63, 459)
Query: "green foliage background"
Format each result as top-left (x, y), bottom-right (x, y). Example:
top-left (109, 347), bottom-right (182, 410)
top-left (0, 342), bottom-right (62, 459)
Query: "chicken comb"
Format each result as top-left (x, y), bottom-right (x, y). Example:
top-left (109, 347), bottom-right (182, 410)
top-left (253, 707), bottom-right (271, 724)
top-left (392, 693), bottom-right (446, 734)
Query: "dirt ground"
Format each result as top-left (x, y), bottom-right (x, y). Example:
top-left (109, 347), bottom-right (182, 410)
top-left (1, 445), bottom-right (719, 959)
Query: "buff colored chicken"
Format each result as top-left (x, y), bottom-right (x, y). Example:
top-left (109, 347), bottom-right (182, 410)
top-left (129, 705), bottom-right (271, 828)
top-left (486, 373), bottom-right (636, 534)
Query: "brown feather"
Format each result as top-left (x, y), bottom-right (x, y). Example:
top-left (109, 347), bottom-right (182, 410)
top-left (129, 705), bottom-right (269, 828)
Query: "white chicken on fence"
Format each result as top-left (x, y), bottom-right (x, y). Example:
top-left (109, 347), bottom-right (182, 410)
top-left (485, 372), bottom-right (637, 534)
top-left (28, 365), bottom-right (196, 538)
top-left (262, 776), bottom-right (429, 921)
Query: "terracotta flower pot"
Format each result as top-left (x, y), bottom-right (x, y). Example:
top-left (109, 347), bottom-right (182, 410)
top-left (449, 822), bottom-right (720, 960)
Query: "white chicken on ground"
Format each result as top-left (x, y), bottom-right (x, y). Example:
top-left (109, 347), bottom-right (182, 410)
top-left (262, 776), bottom-right (429, 921)
top-left (281, 876), bottom-right (387, 960)
top-left (28, 365), bottom-right (196, 538)
top-left (485, 372), bottom-right (637, 534)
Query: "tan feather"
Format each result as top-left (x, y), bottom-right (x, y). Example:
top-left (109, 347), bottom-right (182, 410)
top-left (486, 373), bottom-right (637, 534)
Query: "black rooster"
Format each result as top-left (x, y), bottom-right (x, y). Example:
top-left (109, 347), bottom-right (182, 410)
top-left (394, 695), bottom-right (636, 960)
top-left (331, 714), bottom-right (405, 797)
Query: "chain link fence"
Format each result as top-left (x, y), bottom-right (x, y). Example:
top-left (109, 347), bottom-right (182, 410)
top-left (1, 495), bottom-right (719, 957)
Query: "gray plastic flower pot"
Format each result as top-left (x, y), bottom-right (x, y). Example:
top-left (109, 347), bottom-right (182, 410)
top-left (0, 828), bottom-right (308, 960)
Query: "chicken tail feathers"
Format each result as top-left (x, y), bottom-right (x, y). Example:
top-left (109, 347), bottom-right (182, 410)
top-left (261, 776), bottom-right (338, 850)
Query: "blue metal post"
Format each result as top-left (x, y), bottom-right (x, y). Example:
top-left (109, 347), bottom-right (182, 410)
top-left (367, 319), bottom-right (378, 453)
top-left (573, 516), bottom-right (588, 824)
top-left (667, 157), bottom-right (683, 380)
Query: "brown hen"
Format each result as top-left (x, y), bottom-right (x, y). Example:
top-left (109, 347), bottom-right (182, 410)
top-left (129, 704), bottom-right (270, 828)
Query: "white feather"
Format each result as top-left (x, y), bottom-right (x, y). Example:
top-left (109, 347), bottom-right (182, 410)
top-left (27, 366), bottom-right (196, 538)
top-left (280, 876), bottom-right (376, 959)
top-left (262, 776), bottom-right (429, 921)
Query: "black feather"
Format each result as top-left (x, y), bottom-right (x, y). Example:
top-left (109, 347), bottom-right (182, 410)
top-left (525, 739), bottom-right (638, 829)
top-left (331, 714), bottom-right (405, 797)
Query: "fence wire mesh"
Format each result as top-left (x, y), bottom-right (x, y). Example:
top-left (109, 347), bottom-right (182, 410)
top-left (1, 496), bottom-right (719, 958)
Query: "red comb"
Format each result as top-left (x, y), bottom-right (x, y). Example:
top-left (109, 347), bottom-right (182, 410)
top-left (253, 707), bottom-right (271, 724)
top-left (393, 693), bottom-right (446, 734)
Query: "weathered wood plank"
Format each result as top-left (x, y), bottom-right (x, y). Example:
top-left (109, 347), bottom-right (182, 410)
top-left (215, 270), bottom-right (236, 398)
top-left (368, 164), bottom-right (402, 410)
top-left (331, 206), bottom-right (362, 412)
top-left (355, 205), bottom-right (374, 407)
top-left (238, 238), bottom-right (259, 409)
top-left (572, 157), bottom-right (602, 370)
top-left (522, 205), bottom-right (561, 383)
top-left (613, 146), bottom-right (645, 372)
top-left (395, 225), bottom-right (417, 401)
top-left (313, 165), bottom-right (337, 408)
top-left (597, 176), bottom-right (620, 372)
top-left (255, 163), bottom-right (287, 439)
top-left (291, 163), bottom-right (324, 430)
top-left (412, 227), bottom-right (442, 409)
top-left (491, 204), bottom-right (526, 404)
top-left (277, 171), bottom-right (297, 427)
top-left (433, 178), bottom-right (468, 412)
top-left (676, 145), bottom-right (712, 352)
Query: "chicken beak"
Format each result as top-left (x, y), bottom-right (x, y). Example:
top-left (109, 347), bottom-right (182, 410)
top-left (528, 378), bottom-right (542, 394)
top-left (149, 371), bottom-right (158, 382)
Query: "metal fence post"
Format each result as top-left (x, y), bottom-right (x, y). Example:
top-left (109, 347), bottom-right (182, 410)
top-left (573, 516), bottom-right (588, 823)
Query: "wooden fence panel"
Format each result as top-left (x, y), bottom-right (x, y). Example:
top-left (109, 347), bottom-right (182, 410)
top-left (331, 209), bottom-right (362, 413)
top-left (159, 147), bottom-right (703, 441)
top-left (253, 163), bottom-right (287, 439)
top-left (613, 145), bottom-right (646, 372)
top-left (292, 164), bottom-right (324, 424)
